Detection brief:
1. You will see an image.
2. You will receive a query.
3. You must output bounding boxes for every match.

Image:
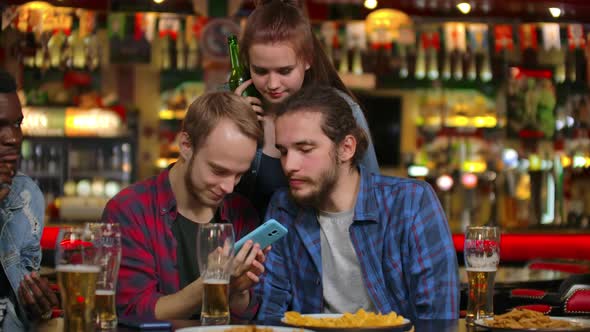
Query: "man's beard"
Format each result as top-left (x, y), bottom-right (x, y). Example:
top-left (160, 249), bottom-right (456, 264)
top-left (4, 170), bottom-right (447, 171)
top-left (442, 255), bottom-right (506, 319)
top-left (289, 157), bottom-right (338, 209)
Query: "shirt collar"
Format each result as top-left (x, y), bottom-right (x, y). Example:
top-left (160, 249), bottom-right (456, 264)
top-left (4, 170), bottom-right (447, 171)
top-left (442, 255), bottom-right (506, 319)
top-left (277, 165), bottom-right (380, 223)
top-left (352, 165), bottom-right (379, 222)
top-left (156, 165), bottom-right (177, 216)
top-left (0, 174), bottom-right (25, 211)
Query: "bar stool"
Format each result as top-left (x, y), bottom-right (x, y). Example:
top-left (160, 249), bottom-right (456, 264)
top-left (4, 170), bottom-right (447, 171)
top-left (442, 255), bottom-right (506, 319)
top-left (508, 273), bottom-right (590, 316)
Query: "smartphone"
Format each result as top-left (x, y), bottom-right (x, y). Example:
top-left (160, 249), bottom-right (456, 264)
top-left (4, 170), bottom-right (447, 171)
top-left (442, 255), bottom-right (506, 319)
top-left (118, 316), bottom-right (172, 330)
top-left (234, 219), bottom-right (288, 253)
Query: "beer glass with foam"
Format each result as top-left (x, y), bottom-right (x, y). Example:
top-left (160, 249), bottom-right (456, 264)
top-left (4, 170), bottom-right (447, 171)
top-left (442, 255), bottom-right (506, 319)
top-left (55, 227), bottom-right (102, 332)
top-left (464, 226), bottom-right (501, 325)
top-left (87, 222), bottom-right (121, 330)
top-left (197, 223), bottom-right (235, 325)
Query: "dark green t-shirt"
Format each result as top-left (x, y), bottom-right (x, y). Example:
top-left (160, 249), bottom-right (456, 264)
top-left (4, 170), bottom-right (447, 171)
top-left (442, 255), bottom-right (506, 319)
top-left (171, 210), bottom-right (221, 319)
top-left (171, 213), bottom-right (200, 289)
top-left (171, 209), bottom-right (222, 288)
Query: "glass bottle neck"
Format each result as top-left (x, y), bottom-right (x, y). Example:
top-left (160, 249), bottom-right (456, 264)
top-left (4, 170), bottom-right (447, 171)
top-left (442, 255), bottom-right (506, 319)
top-left (229, 42), bottom-right (241, 70)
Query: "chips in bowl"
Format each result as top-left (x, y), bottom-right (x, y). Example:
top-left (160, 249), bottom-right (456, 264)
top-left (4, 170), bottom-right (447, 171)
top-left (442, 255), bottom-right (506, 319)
top-left (283, 309), bottom-right (406, 328)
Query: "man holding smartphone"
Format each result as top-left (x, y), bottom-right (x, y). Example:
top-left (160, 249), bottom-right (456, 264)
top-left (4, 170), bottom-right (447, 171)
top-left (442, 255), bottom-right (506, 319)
top-left (256, 85), bottom-right (459, 321)
top-left (102, 92), bottom-right (267, 320)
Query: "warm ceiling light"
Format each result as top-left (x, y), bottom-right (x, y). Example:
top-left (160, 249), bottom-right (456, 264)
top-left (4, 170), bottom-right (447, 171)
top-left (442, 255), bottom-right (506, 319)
top-left (457, 2), bottom-right (471, 14)
top-left (364, 0), bottom-right (378, 10)
top-left (21, 1), bottom-right (54, 10)
top-left (153, 0), bottom-right (165, 3)
top-left (549, 7), bottom-right (561, 18)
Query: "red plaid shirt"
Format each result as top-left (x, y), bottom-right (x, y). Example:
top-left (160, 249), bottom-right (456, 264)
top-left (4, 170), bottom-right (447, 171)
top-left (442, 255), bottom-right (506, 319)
top-left (101, 167), bottom-right (260, 319)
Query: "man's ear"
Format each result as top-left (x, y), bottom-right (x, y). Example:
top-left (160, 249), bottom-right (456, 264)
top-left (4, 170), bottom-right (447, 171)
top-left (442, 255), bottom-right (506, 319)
top-left (178, 132), bottom-right (193, 161)
top-left (338, 134), bottom-right (357, 164)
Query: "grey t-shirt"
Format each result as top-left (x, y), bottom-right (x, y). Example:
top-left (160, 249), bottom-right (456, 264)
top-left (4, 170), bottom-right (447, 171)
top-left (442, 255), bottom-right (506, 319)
top-left (318, 210), bottom-right (376, 313)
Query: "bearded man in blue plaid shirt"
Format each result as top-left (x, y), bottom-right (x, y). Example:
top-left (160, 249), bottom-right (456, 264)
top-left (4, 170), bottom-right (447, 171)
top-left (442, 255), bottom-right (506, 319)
top-left (255, 85), bottom-right (459, 321)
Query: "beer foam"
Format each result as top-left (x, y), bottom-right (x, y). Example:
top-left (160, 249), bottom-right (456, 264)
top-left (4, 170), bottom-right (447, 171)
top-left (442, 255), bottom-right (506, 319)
top-left (96, 290), bottom-right (115, 296)
top-left (56, 264), bottom-right (101, 273)
top-left (204, 279), bottom-right (229, 285)
top-left (465, 267), bottom-right (498, 272)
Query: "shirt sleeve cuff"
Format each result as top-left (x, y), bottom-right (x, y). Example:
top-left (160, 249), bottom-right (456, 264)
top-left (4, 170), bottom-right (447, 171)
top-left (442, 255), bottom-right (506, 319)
top-left (230, 288), bottom-right (259, 321)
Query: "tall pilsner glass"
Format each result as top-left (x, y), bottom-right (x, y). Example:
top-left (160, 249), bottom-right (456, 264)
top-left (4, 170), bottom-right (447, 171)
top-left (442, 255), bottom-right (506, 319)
top-left (197, 223), bottom-right (235, 325)
top-left (464, 226), bottom-right (501, 324)
top-left (55, 227), bottom-right (102, 332)
top-left (87, 222), bottom-right (121, 330)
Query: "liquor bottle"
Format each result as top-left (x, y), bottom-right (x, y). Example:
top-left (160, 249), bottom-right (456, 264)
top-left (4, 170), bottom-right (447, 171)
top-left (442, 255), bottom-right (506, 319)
top-left (338, 38), bottom-right (349, 74)
top-left (427, 47), bottom-right (439, 80)
top-left (553, 153), bottom-right (565, 226)
top-left (453, 49), bottom-right (463, 80)
top-left (228, 35), bottom-right (260, 98)
top-left (47, 31), bottom-right (66, 68)
top-left (415, 45), bottom-right (426, 79)
top-left (34, 36), bottom-right (46, 69)
top-left (352, 46), bottom-right (364, 75)
top-left (442, 51), bottom-right (451, 80)
top-left (176, 33), bottom-right (186, 70)
top-left (160, 35), bottom-right (171, 70)
top-left (399, 45), bottom-right (409, 78)
top-left (480, 51), bottom-right (492, 82)
top-left (70, 29), bottom-right (86, 69)
top-left (86, 33), bottom-right (100, 71)
top-left (555, 51), bottom-right (566, 83)
top-left (186, 37), bottom-right (199, 70)
top-left (465, 47), bottom-right (476, 81)
top-left (566, 50), bottom-right (577, 82)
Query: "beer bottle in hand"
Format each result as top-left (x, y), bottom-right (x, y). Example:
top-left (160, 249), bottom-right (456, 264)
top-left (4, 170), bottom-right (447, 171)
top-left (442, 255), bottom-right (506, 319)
top-left (228, 35), bottom-right (260, 98)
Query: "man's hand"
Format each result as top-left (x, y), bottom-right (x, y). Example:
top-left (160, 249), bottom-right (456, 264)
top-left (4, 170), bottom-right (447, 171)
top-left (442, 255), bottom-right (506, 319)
top-left (0, 162), bottom-right (15, 201)
top-left (18, 272), bottom-right (59, 321)
top-left (230, 241), bottom-right (270, 294)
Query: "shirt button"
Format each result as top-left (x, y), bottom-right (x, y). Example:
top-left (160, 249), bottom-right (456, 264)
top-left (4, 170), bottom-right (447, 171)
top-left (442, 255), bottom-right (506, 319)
top-left (315, 278), bottom-right (320, 285)
top-left (161, 208), bottom-right (167, 213)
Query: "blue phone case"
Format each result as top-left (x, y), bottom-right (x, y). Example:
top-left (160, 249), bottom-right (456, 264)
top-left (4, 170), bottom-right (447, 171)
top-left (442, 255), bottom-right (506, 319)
top-left (234, 219), bottom-right (288, 253)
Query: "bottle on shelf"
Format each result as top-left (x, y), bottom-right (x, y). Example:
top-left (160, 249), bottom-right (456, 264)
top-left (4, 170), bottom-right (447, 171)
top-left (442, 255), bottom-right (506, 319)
top-left (415, 45), bottom-right (426, 79)
top-left (70, 29), bottom-right (87, 69)
top-left (48, 146), bottom-right (58, 175)
top-left (186, 37), bottom-right (200, 70)
top-left (351, 46), bottom-right (364, 75)
top-left (399, 45), bottom-right (409, 78)
top-left (176, 33), bottom-right (186, 70)
top-left (86, 33), bottom-right (100, 70)
top-left (426, 47), bottom-right (439, 80)
top-left (47, 31), bottom-right (66, 68)
top-left (160, 35), bottom-right (171, 70)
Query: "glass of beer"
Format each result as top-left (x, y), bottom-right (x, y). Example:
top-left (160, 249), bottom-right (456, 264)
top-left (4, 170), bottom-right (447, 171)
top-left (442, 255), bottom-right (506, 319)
top-left (87, 222), bottom-right (121, 330)
top-left (464, 226), bottom-right (501, 325)
top-left (55, 226), bottom-right (102, 332)
top-left (197, 223), bottom-right (235, 325)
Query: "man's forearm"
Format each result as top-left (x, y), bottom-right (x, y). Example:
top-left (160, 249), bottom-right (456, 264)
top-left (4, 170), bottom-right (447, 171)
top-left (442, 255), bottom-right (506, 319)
top-left (154, 278), bottom-right (204, 320)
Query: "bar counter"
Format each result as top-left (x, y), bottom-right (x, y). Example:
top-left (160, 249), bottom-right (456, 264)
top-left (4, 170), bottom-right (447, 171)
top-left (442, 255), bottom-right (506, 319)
top-left (41, 226), bottom-right (590, 263)
top-left (452, 233), bottom-right (590, 262)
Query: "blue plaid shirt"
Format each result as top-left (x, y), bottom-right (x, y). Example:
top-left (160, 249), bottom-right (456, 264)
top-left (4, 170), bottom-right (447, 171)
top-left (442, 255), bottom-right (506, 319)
top-left (255, 167), bottom-right (459, 321)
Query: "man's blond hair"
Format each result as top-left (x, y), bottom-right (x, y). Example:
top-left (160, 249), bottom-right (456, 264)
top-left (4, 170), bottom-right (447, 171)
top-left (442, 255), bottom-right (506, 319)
top-left (182, 91), bottom-right (263, 153)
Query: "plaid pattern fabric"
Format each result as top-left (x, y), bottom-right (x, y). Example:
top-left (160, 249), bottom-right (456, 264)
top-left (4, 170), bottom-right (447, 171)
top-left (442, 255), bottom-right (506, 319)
top-left (102, 166), bottom-right (260, 319)
top-left (256, 167), bottom-right (459, 321)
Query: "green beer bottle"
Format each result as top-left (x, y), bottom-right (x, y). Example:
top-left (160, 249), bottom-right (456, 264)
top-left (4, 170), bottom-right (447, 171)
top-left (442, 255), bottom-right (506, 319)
top-left (228, 35), bottom-right (260, 98)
